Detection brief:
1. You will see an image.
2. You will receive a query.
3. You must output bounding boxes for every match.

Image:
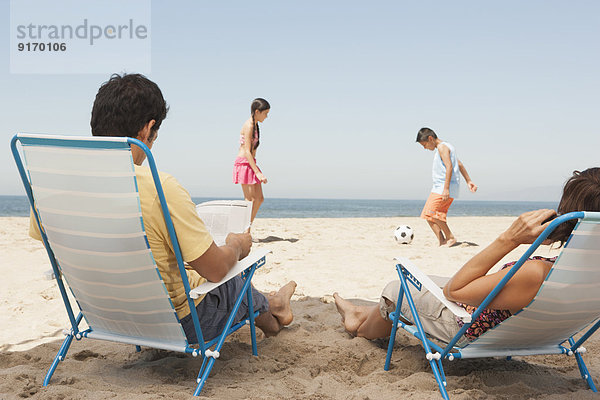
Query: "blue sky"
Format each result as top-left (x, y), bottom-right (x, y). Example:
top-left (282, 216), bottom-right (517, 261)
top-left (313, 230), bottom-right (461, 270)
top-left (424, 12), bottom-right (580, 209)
top-left (1, 1), bottom-right (598, 200)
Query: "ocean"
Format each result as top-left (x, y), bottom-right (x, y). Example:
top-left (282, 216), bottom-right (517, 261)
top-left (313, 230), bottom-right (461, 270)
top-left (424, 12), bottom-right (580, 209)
top-left (0, 195), bottom-right (557, 218)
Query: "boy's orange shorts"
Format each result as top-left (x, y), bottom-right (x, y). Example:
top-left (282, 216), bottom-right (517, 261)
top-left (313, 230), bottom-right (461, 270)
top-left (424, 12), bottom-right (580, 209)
top-left (420, 192), bottom-right (454, 222)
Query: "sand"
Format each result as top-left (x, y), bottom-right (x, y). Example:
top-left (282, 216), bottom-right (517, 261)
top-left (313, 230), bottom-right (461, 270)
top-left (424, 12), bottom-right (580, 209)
top-left (1, 216), bottom-right (598, 399)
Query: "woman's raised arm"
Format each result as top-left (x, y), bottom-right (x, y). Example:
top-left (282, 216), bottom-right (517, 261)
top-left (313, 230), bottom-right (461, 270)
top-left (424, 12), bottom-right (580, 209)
top-left (443, 209), bottom-right (556, 312)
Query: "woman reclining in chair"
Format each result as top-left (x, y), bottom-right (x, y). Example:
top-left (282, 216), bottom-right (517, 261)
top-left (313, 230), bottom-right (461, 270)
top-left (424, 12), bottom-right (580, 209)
top-left (334, 168), bottom-right (600, 343)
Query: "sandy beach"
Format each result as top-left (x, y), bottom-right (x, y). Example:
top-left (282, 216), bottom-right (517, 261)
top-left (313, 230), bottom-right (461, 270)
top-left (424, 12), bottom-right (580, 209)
top-left (1, 216), bottom-right (597, 399)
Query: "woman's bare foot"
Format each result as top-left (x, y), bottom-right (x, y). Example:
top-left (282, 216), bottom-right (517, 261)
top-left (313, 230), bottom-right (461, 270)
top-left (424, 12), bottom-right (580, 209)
top-left (333, 292), bottom-right (369, 336)
top-left (268, 281), bottom-right (296, 326)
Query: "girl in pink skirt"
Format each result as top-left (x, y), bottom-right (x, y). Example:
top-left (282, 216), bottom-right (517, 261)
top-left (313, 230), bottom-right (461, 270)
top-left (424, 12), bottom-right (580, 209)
top-left (233, 98), bottom-right (270, 228)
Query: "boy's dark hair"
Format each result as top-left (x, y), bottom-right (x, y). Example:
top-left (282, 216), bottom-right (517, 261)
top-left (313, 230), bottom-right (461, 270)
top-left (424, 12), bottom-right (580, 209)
top-left (91, 73), bottom-right (169, 139)
top-left (416, 127), bottom-right (437, 142)
top-left (548, 168), bottom-right (600, 246)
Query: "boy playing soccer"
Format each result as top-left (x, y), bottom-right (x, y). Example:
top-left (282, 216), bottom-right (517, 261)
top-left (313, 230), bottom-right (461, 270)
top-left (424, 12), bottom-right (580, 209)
top-left (417, 127), bottom-right (477, 246)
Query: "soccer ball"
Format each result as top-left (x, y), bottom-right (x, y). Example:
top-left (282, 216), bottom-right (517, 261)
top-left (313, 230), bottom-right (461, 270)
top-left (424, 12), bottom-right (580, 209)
top-left (394, 225), bottom-right (414, 244)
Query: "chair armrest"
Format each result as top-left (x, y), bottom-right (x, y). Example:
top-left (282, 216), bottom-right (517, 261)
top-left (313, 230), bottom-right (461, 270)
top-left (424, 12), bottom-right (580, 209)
top-left (190, 248), bottom-right (272, 299)
top-left (395, 256), bottom-right (472, 323)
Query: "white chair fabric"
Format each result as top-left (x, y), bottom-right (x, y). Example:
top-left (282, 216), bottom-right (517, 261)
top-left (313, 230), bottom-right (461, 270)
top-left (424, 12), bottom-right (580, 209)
top-left (21, 137), bottom-right (187, 350)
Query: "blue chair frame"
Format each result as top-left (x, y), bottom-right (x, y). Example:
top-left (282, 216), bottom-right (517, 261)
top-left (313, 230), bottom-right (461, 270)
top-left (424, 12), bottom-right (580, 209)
top-left (11, 134), bottom-right (265, 396)
top-left (384, 212), bottom-right (600, 399)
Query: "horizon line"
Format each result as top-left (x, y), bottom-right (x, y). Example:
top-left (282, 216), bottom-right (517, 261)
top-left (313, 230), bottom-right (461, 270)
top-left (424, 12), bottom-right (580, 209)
top-left (0, 194), bottom-right (560, 203)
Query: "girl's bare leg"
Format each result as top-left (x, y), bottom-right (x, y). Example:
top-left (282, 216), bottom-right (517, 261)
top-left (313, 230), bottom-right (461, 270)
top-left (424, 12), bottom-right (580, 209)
top-left (241, 183), bottom-right (265, 227)
top-left (333, 293), bottom-right (392, 340)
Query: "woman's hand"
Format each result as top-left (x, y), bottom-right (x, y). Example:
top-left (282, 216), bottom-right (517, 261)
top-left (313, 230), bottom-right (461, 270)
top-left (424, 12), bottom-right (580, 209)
top-left (256, 172), bottom-right (268, 184)
top-left (500, 209), bottom-right (557, 246)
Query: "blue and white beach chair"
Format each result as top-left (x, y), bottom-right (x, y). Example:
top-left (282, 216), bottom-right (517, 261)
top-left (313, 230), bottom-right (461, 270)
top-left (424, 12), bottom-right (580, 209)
top-left (384, 212), bottom-right (600, 399)
top-left (11, 133), bottom-right (270, 396)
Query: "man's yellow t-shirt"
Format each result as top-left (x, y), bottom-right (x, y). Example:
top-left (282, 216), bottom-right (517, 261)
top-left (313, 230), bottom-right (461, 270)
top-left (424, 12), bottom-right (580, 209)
top-left (133, 165), bottom-right (213, 318)
top-left (30, 165), bottom-right (213, 320)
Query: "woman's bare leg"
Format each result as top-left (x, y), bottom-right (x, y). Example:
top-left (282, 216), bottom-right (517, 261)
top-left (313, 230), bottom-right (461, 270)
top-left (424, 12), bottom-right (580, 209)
top-left (333, 293), bottom-right (392, 340)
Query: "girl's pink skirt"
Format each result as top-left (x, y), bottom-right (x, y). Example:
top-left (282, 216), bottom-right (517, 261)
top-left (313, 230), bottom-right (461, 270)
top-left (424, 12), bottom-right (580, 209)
top-left (233, 157), bottom-right (261, 185)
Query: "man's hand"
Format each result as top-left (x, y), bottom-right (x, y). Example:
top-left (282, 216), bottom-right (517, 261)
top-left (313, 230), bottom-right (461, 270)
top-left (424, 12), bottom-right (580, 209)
top-left (226, 232), bottom-right (252, 260)
top-left (467, 181), bottom-right (478, 193)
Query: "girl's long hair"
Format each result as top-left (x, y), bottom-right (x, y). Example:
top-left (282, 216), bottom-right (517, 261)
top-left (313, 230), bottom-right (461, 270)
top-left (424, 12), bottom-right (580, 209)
top-left (250, 98), bottom-right (270, 150)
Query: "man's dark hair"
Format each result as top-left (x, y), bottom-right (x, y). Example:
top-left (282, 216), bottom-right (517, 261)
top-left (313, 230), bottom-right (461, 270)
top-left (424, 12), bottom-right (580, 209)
top-left (91, 73), bottom-right (168, 138)
top-left (416, 127), bottom-right (437, 142)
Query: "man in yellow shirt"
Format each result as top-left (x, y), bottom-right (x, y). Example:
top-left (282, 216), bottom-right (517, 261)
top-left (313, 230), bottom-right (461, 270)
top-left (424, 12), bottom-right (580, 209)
top-left (30, 73), bottom-right (296, 343)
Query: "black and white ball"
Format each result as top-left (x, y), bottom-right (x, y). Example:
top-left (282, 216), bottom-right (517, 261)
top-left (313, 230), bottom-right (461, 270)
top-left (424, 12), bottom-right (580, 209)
top-left (394, 225), bottom-right (414, 244)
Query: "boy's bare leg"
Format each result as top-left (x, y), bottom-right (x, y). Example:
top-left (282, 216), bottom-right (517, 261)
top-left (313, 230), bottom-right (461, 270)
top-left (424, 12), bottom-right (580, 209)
top-left (434, 219), bottom-right (456, 246)
top-left (427, 220), bottom-right (446, 246)
top-left (255, 281), bottom-right (296, 337)
top-left (333, 293), bottom-right (392, 340)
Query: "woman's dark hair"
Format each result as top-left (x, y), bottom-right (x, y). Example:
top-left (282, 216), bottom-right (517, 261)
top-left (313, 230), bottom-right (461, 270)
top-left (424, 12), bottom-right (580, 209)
top-left (548, 168), bottom-right (600, 246)
top-left (416, 127), bottom-right (437, 143)
top-left (250, 98), bottom-right (270, 150)
top-left (91, 73), bottom-right (169, 139)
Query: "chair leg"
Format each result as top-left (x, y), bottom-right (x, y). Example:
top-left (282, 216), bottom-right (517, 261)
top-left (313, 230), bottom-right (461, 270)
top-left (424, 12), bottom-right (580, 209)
top-left (569, 337), bottom-right (597, 392)
top-left (436, 358), bottom-right (447, 388)
top-left (397, 270), bottom-right (450, 399)
top-left (246, 287), bottom-right (258, 356)
top-left (429, 359), bottom-right (450, 400)
top-left (194, 356), bottom-right (216, 396)
top-left (43, 312), bottom-right (83, 387)
top-left (43, 332), bottom-right (75, 386)
top-left (195, 355), bottom-right (209, 385)
top-left (384, 318), bottom-right (398, 371)
top-left (192, 265), bottom-right (260, 396)
top-left (574, 351), bottom-right (597, 392)
top-left (385, 284), bottom-right (405, 371)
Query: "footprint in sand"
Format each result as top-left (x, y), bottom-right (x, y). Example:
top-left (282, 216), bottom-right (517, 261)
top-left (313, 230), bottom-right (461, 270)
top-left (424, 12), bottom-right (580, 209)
top-left (72, 350), bottom-right (100, 361)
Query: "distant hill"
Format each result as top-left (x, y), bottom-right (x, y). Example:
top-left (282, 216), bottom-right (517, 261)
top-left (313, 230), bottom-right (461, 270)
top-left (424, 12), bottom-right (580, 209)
top-left (471, 185), bottom-right (562, 202)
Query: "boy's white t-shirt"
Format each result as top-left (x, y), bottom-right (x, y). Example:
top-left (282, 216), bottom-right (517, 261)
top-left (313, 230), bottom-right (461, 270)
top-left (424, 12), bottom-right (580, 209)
top-left (431, 141), bottom-right (460, 199)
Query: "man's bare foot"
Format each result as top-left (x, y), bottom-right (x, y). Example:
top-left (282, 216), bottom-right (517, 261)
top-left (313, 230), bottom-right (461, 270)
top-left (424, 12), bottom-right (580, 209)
top-left (333, 292), bottom-right (367, 336)
top-left (268, 281), bottom-right (296, 326)
top-left (446, 237), bottom-right (457, 247)
top-left (438, 237), bottom-right (447, 246)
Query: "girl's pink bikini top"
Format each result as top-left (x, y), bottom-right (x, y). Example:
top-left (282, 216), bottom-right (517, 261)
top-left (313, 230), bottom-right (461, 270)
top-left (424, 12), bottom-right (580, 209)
top-left (239, 128), bottom-right (259, 147)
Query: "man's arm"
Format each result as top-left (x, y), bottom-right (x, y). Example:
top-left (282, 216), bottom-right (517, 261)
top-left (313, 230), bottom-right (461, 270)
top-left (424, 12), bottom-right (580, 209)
top-left (187, 232), bottom-right (252, 283)
top-left (158, 175), bottom-right (252, 283)
top-left (437, 144), bottom-right (453, 201)
top-left (458, 159), bottom-right (478, 192)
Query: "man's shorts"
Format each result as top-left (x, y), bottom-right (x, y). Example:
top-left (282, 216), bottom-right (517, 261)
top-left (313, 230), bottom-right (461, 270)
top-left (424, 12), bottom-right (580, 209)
top-left (180, 275), bottom-right (269, 343)
top-left (420, 192), bottom-right (454, 222)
